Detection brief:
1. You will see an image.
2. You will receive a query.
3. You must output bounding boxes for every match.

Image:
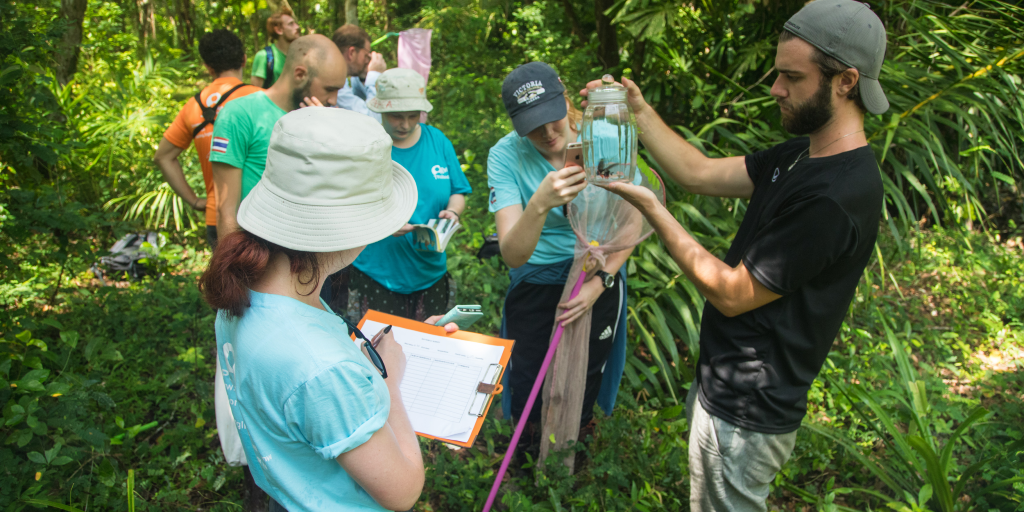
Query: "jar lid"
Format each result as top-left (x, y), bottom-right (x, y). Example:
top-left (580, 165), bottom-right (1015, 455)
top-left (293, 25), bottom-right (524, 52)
top-left (588, 75), bottom-right (627, 102)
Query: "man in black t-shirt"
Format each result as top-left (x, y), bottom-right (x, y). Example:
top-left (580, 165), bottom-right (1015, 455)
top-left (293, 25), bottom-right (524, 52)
top-left (588, 1), bottom-right (889, 510)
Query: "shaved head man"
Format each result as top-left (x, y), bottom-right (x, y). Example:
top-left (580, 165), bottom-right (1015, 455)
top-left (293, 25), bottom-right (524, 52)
top-left (210, 34), bottom-right (348, 238)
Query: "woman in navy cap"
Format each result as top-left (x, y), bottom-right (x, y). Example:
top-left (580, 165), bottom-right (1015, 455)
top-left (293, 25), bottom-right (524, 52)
top-left (487, 62), bottom-right (632, 444)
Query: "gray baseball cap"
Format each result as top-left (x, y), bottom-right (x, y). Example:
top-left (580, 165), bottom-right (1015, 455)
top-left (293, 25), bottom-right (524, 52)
top-left (784, 0), bottom-right (889, 115)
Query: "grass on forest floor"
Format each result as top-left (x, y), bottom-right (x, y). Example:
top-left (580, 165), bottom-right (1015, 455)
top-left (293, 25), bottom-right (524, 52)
top-left (1, 229), bottom-right (1022, 511)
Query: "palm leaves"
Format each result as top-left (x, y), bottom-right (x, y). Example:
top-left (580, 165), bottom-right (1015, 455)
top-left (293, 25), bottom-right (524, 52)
top-left (619, 0), bottom-right (1024, 399)
top-left (870, 0), bottom-right (1024, 232)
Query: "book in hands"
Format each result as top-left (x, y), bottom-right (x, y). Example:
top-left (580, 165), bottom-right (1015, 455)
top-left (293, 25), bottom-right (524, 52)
top-left (411, 218), bottom-right (461, 252)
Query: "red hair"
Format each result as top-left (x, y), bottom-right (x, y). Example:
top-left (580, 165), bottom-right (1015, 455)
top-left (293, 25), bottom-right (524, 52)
top-left (200, 230), bottom-right (324, 317)
top-left (266, 7), bottom-right (295, 41)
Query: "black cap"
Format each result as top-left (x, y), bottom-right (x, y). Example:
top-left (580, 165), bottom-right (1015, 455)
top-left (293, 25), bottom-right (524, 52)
top-left (501, 62), bottom-right (567, 137)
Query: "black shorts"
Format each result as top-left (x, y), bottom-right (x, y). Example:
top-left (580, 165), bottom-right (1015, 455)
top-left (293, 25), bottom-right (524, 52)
top-left (206, 225), bottom-right (218, 249)
top-left (505, 274), bottom-right (623, 426)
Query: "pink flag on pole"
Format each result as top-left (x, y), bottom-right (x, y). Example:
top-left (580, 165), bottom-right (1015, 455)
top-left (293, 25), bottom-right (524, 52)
top-left (397, 28), bottom-right (432, 83)
top-left (398, 29), bottom-right (433, 123)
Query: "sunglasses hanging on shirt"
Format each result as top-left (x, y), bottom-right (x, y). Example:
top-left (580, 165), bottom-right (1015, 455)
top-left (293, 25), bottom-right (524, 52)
top-left (340, 316), bottom-right (388, 379)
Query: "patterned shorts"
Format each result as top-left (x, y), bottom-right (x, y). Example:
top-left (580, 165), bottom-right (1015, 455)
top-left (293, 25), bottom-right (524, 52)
top-left (345, 266), bottom-right (454, 322)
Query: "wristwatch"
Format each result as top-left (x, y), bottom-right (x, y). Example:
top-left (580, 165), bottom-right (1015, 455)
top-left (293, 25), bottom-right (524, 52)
top-left (595, 270), bottom-right (615, 289)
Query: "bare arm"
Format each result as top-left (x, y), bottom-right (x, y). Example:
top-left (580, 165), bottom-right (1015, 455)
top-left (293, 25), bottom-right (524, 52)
top-left (495, 166), bottom-right (587, 268)
top-left (557, 245), bottom-right (634, 324)
top-left (154, 138), bottom-right (205, 212)
top-left (337, 321), bottom-right (460, 510)
top-left (602, 182), bottom-right (781, 317)
top-left (438, 194), bottom-right (466, 221)
top-left (251, 76), bottom-right (264, 88)
top-left (336, 373), bottom-right (423, 510)
top-left (212, 162), bottom-right (242, 238)
top-left (582, 78), bottom-right (754, 199)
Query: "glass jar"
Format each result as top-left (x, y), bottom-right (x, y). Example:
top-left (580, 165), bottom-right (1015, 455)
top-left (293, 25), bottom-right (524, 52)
top-left (581, 76), bottom-right (638, 184)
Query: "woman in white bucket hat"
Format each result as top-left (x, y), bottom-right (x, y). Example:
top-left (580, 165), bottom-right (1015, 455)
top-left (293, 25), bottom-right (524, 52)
top-left (345, 68), bottom-right (473, 322)
top-left (200, 107), bottom-right (456, 512)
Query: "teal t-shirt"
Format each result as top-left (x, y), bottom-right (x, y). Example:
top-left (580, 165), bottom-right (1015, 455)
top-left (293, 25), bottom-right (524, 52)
top-left (209, 92), bottom-right (287, 199)
top-left (486, 131), bottom-right (578, 266)
top-left (216, 292), bottom-right (390, 511)
top-left (251, 44), bottom-right (287, 84)
top-left (353, 125), bottom-right (473, 294)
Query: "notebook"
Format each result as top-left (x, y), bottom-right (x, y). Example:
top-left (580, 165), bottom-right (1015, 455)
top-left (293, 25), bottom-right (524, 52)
top-left (355, 310), bottom-right (514, 447)
top-left (410, 218), bottom-right (461, 252)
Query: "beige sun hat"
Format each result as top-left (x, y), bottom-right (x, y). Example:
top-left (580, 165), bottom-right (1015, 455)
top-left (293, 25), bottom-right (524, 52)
top-left (236, 108), bottom-right (418, 252)
top-left (366, 68), bottom-right (434, 113)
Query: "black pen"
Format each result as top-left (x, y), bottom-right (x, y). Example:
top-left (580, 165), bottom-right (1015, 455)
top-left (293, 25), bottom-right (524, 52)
top-left (372, 325), bottom-right (392, 348)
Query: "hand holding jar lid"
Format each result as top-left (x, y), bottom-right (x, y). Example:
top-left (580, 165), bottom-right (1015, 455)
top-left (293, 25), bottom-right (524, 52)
top-left (581, 74), bottom-right (639, 184)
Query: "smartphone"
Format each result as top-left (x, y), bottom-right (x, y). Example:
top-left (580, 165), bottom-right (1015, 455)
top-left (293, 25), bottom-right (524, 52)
top-left (565, 142), bottom-right (583, 169)
top-left (435, 304), bottom-right (484, 330)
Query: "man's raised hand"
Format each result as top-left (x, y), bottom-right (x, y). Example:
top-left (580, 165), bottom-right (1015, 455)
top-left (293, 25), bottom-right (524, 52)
top-left (580, 77), bottom-right (650, 115)
top-left (369, 52), bottom-right (387, 73)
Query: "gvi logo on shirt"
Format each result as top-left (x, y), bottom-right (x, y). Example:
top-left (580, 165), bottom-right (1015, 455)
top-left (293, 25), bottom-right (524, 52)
top-left (431, 165), bottom-right (450, 180)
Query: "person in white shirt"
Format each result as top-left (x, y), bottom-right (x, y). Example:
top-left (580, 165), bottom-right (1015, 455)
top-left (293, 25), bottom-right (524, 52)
top-left (331, 24), bottom-right (387, 122)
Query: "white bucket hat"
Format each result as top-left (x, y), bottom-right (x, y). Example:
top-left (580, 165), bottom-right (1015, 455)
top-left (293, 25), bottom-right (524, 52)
top-left (366, 68), bottom-right (434, 114)
top-left (237, 108), bottom-right (418, 252)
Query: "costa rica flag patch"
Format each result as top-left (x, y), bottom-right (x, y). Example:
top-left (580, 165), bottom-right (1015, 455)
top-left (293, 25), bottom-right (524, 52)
top-left (212, 137), bottom-right (229, 154)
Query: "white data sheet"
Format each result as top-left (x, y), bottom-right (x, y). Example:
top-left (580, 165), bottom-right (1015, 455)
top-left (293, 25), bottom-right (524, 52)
top-left (359, 319), bottom-right (505, 443)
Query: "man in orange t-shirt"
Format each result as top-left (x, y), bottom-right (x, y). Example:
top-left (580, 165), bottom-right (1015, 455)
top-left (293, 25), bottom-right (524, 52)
top-left (155, 29), bottom-right (260, 247)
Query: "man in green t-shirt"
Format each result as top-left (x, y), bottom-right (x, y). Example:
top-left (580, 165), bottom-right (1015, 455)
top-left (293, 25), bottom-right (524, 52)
top-left (211, 34), bottom-right (348, 239)
top-left (250, 7), bottom-right (301, 88)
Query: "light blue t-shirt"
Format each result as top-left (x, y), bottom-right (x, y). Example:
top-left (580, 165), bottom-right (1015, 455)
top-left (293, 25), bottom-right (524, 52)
top-left (486, 131), bottom-right (578, 266)
top-left (216, 291), bottom-right (391, 511)
top-left (353, 125), bottom-right (473, 294)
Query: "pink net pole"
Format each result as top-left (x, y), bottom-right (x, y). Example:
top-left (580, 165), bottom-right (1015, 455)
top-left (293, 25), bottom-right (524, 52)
top-left (481, 270), bottom-right (589, 512)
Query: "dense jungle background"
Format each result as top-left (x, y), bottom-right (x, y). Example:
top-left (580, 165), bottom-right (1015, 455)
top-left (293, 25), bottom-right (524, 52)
top-left (2, 0), bottom-right (1024, 510)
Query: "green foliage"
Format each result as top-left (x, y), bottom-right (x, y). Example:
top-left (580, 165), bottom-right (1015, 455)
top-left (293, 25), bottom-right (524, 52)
top-left (0, 274), bottom-right (237, 511)
top-left (0, 2), bottom-right (69, 184)
top-left (4, 0), bottom-right (1024, 510)
top-left (786, 230), bottom-right (1024, 511)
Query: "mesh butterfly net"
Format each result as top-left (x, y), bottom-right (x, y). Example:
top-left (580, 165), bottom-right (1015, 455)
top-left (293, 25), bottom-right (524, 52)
top-left (483, 163), bottom-right (665, 511)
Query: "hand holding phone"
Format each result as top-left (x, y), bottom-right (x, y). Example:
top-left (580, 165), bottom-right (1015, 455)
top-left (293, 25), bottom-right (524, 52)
top-left (435, 305), bottom-right (483, 330)
top-left (565, 142), bottom-right (583, 169)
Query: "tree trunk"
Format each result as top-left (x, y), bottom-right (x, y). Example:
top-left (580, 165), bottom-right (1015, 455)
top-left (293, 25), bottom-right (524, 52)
top-left (335, 0), bottom-right (345, 27)
top-left (594, 0), bottom-right (619, 71)
top-left (136, 0), bottom-right (156, 55)
top-left (631, 39), bottom-right (646, 80)
top-left (344, 0), bottom-right (358, 26)
top-left (56, 0), bottom-right (88, 85)
top-left (175, 0), bottom-right (195, 50)
top-left (558, 0), bottom-right (585, 47)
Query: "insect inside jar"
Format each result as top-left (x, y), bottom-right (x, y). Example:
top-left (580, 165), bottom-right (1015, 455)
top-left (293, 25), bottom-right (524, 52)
top-left (595, 159), bottom-right (627, 179)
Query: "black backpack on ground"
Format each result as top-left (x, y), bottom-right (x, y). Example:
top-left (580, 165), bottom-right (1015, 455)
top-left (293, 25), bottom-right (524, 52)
top-left (191, 83), bottom-right (246, 138)
top-left (91, 232), bottom-right (161, 282)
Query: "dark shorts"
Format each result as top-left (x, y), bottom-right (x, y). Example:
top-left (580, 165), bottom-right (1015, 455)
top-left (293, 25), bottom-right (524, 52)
top-left (346, 266), bottom-right (453, 322)
top-left (206, 225), bottom-right (218, 249)
top-left (505, 275), bottom-right (622, 426)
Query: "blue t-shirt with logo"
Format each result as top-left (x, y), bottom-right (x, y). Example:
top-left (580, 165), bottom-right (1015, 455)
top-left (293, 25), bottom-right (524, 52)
top-left (486, 131), bottom-right (578, 266)
top-left (216, 291), bottom-right (391, 511)
top-left (353, 124), bottom-right (472, 294)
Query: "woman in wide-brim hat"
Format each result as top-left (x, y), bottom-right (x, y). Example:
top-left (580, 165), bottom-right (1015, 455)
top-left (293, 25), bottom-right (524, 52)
top-left (344, 68), bottom-right (473, 323)
top-left (200, 107), bottom-right (455, 512)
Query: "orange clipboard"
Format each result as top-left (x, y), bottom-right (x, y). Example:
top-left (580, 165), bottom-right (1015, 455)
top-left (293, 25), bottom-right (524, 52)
top-left (355, 310), bottom-right (514, 448)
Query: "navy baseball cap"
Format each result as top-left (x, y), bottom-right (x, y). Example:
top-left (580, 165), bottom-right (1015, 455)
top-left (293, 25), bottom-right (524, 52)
top-left (502, 62), bottom-right (567, 137)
